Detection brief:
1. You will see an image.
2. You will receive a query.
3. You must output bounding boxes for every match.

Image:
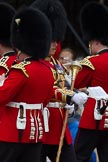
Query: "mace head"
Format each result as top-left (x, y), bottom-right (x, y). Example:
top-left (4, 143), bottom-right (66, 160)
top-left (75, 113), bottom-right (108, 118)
top-left (72, 60), bottom-right (82, 70)
top-left (72, 60), bottom-right (82, 80)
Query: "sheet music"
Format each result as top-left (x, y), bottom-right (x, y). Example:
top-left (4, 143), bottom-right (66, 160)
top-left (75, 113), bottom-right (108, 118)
top-left (87, 86), bottom-right (108, 100)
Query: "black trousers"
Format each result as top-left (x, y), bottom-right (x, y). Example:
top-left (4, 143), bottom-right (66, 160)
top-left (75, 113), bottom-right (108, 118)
top-left (0, 142), bottom-right (42, 162)
top-left (74, 128), bottom-right (108, 162)
top-left (41, 141), bottom-right (77, 162)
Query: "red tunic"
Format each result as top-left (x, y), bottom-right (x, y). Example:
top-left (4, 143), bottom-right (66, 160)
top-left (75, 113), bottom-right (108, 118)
top-left (74, 49), bottom-right (108, 130)
top-left (0, 59), bottom-right (54, 143)
top-left (43, 56), bottom-right (73, 145)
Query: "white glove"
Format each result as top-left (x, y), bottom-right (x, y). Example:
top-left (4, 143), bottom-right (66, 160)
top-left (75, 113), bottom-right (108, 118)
top-left (71, 92), bottom-right (88, 106)
top-left (64, 104), bottom-right (74, 113)
top-left (94, 99), bottom-right (106, 120)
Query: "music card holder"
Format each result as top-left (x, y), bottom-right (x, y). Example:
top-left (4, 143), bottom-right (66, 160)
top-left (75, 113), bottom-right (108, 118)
top-left (87, 86), bottom-right (108, 100)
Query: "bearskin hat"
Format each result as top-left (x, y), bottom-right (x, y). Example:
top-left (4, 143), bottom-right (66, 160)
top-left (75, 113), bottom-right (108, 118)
top-left (31, 0), bottom-right (67, 42)
top-left (0, 2), bottom-right (15, 47)
top-left (11, 7), bottom-right (52, 59)
top-left (80, 2), bottom-right (108, 45)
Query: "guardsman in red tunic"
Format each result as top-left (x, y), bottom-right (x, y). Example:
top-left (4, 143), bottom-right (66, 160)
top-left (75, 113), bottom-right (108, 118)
top-left (0, 3), bottom-right (16, 79)
top-left (31, 1), bottom-right (88, 162)
top-left (0, 3), bottom-right (16, 119)
top-left (0, 7), bottom-right (54, 162)
top-left (74, 2), bottom-right (108, 162)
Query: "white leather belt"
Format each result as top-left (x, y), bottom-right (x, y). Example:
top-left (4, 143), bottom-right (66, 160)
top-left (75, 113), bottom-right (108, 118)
top-left (47, 102), bottom-right (65, 108)
top-left (7, 102), bottom-right (42, 110)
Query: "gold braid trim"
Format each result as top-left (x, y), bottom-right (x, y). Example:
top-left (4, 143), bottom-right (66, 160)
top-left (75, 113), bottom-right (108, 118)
top-left (62, 94), bottom-right (67, 103)
top-left (50, 68), bottom-right (56, 80)
top-left (50, 57), bottom-right (65, 87)
top-left (51, 56), bottom-right (57, 65)
top-left (0, 56), bottom-right (9, 71)
top-left (55, 87), bottom-right (74, 102)
top-left (56, 59), bottom-right (69, 75)
top-left (11, 61), bottom-right (31, 77)
top-left (80, 57), bottom-right (95, 70)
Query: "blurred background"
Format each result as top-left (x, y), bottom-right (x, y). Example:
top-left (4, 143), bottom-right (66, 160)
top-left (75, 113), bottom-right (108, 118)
top-left (1, 0), bottom-right (108, 58)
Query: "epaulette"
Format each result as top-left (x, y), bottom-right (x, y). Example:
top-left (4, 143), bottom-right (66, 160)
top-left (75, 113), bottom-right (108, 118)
top-left (80, 55), bottom-right (97, 70)
top-left (11, 61), bottom-right (31, 77)
top-left (0, 56), bottom-right (9, 71)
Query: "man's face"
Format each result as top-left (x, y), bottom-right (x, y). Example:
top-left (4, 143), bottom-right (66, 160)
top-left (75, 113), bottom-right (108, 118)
top-left (59, 51), bottom-right (73, 64)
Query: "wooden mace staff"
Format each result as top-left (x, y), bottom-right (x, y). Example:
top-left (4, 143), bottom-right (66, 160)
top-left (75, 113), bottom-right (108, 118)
top-left (56, 60), bottom-right (82, 162)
